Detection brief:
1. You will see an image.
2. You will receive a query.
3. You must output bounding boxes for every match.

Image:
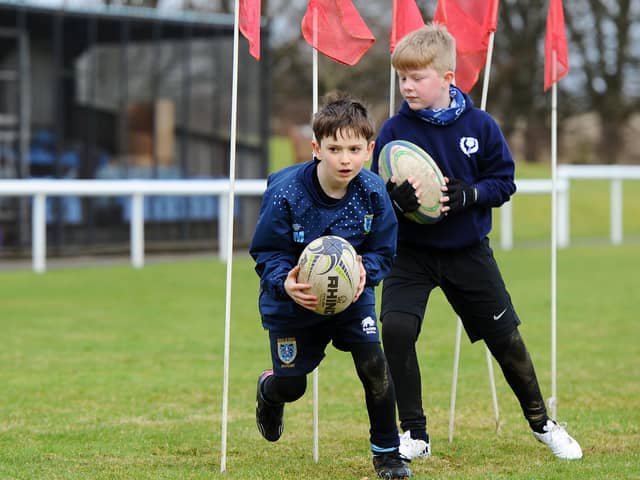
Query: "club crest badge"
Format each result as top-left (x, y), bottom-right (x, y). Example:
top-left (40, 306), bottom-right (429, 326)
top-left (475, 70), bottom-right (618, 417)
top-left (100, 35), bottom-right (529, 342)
top-left (277, 338), bottom-right (297, 365)
top-left (459, 137), bottom-right (479, 157)
top-left (363, 214), bottom-right (373, 234)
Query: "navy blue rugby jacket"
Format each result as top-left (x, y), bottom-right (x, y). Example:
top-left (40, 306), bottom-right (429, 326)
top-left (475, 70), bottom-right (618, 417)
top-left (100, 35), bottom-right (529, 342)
top-left (250, 160), bottom-right (398, 330)
top-left (371, 91), bottom-right (516, 250)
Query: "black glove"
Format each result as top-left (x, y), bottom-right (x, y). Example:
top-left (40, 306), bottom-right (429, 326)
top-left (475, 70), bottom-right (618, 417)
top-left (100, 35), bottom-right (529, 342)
top-left (445, 179), bottom-right (478, 214)
top-left (386, 179), bottom-right (420, 213)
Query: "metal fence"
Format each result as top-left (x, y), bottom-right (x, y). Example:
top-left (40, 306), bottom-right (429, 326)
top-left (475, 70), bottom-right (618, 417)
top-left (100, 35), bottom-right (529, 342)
top-left (0, 1), bottom-right (269, 258)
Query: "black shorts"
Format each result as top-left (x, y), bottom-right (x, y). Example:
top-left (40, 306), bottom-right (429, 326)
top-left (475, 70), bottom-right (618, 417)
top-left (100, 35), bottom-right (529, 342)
top-left (268, 303), bottom-right (381, 376)
top-left (381, 238), bottom-right (520, 343)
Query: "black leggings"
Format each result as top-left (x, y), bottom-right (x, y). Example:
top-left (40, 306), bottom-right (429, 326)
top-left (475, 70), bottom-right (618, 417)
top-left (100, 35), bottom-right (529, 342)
top-left (262, 342), bottom-right (400, 448)
top-left (382, 312), bottom-right (548, 432)
top-left (381, 312), bottom-right (425, 434)
top-left (485, 329), bottom-right (548, 431)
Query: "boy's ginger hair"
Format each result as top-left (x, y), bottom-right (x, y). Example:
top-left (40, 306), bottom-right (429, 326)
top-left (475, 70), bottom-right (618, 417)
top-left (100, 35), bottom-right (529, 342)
top-left (391, 23), bottom-right (456, 74)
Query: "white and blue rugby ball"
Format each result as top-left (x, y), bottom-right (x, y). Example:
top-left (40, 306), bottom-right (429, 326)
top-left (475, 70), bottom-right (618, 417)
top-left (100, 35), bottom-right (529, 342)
top-left (378, 140), bottom-right (446, 224)
top-left (297, 235), bottom-right (359, 315)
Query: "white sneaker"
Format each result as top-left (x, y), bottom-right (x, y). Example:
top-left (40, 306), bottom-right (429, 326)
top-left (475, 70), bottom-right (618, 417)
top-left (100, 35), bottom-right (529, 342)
top-left (398, 430), bottom-right (430, 460)
top-left (533, 419), bottom-right (583, 459)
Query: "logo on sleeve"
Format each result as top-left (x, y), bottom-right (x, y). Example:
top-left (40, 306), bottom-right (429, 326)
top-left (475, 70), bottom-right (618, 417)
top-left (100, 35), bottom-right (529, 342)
top-left (459, 137), bottom-right (479, 157)
top-left (292, 224), bottom-right (305, 243)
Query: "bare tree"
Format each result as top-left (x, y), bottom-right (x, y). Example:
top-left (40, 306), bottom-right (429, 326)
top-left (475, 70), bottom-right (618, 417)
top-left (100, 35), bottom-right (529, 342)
top-left (475, 0), bottom-right (640, 164)
top-left (564, 0), bottom-right (640, 164)
top-left (171, 0), bottom-right (640, 164)
top-left (485, 0), bottom-right (551, 163)
top-left (264, 0), bottom-right (403, 131)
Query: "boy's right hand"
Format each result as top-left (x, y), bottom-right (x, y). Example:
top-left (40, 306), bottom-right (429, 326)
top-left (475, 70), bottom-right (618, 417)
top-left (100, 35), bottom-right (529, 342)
top-left (284, 265), bottom-right (319, 311)
top-left (386, 176), bottom-right (421, 213)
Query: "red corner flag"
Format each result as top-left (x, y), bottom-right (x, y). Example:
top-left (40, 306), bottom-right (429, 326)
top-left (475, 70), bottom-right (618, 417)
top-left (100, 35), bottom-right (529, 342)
top-left (433, 0), bottom-right (499, 93)
top-left (544, 0), bottom-right (569, 91)
top-left (390, 0), bottom-right (425, 53)
top-left (240, 0), bottom-right (261, 60)
top-left (301, 0), bottom-right (375, 66)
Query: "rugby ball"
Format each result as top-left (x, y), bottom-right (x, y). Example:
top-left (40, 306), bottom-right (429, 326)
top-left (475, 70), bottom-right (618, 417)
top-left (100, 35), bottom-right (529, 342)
top-left (296, 235), bottom-right (359, 315)
top-left (378, 140), bottom-right (446, 223)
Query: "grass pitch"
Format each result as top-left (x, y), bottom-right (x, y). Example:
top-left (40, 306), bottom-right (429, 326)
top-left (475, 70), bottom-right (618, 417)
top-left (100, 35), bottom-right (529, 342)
top-left (0, 137), bottom-right (638, 478)
top-left (1, 243), bottom-right (639, 479)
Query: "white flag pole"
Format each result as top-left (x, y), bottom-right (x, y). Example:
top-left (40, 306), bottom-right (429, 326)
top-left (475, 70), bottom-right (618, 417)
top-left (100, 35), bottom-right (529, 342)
top-left (479, 32), bottom-right (495, 111)
top-left (448, 318), bottom-right (462, 443)
top-left (312, 6), bottom-right (320, 464)
top-left (479, 31), bottom-right (501, 435)
top-left (389, 65), bottom-right (396, 117)
top-left (549, 51), bottom-right (559, 420)
top-left (449, 30), bottom-right (501, 443)
top-left (389, 4), bottom-right (397, 117)
top-left (220, 0), bottom-right (241, 472)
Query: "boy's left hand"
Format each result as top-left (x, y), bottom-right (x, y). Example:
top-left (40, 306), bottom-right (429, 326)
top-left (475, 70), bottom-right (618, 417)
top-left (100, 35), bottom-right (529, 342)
top-left (442, 177), bottom-right (478, 215)
top-left (352, 256), bottom-right (366, 303)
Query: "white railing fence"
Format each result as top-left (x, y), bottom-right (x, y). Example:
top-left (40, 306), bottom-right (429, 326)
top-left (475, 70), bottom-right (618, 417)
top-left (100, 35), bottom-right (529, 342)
top-left (1, 164), bottom-right (639, 273)
top-left (500, 178), bottom-right (570, 251)
top-left (0, 179), bottom-right (266, 272)
top-left (501, 164), bottom-right (640, 250)
top-left (557, 165), bottom-right (640, 246)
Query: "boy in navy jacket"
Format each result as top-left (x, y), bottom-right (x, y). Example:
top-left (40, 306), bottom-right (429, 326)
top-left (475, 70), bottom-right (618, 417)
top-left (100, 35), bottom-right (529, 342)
top-left (251, 92), bottom-right (411, 478)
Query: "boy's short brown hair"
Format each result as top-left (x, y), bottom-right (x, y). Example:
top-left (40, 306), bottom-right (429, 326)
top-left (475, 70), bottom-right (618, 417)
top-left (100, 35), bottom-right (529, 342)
top-left (312, 91), bottom-right (375, 143)
top-left (391, 23), bottom-right (456, 74)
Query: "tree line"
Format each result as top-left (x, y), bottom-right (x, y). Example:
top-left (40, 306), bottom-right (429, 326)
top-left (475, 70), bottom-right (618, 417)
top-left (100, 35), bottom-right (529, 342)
top-left (260, 0), bottom-right (640, 164)
top-left (119, 0), bottom-right (640, 164)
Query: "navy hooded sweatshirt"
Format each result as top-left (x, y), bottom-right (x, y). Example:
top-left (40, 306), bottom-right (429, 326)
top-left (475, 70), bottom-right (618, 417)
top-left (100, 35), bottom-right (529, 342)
top-left (371, 90), bottom-right (517, 250)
